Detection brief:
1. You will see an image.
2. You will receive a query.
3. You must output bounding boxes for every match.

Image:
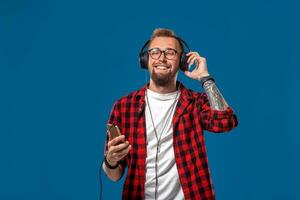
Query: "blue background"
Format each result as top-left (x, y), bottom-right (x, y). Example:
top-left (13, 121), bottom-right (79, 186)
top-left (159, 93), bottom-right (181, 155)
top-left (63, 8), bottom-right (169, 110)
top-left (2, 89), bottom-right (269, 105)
top-left (1, 0), bottom-right (299, 199)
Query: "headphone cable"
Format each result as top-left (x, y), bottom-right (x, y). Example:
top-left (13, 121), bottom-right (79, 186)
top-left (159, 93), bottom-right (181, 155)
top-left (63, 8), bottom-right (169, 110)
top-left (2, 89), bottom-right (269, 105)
top-left (145, 84), bottom-right (180, 200)
top-left (99, 159), bottom-right (104, 200)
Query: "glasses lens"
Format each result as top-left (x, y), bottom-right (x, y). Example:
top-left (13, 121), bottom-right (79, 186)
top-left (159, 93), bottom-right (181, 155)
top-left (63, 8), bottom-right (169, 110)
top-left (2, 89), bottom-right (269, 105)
top-left (165, 49), bottom-right (177, 59)
top-left (148, 48), bottom-right (161, 60)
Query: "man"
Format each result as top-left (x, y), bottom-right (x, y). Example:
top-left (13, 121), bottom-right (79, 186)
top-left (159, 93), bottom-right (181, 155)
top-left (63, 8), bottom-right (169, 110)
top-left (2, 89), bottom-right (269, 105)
top-left (103, 28), bottom-right (238, 200)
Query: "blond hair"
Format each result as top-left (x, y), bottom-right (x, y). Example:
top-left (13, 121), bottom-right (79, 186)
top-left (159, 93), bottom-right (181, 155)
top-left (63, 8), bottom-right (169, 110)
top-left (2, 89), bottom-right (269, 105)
top-left (149, 28), bottom-right (183, 52)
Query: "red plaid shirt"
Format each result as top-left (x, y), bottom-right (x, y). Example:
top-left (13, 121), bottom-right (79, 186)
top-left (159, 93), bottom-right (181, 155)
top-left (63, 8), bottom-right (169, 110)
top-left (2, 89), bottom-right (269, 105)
top-left (105, 82), bottom-right (238, 200)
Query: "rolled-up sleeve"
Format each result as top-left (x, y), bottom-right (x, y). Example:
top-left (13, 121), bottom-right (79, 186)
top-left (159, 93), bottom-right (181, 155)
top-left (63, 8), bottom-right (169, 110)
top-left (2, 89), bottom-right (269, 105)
top-left (104, 101), bottom-right (127, 170)
top-left (199, 93), bottom-right (238, 133)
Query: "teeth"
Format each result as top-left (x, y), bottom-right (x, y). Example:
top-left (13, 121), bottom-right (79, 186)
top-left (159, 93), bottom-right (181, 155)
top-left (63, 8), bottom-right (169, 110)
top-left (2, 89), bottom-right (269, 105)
top-left (155, 65), bottom-right (169, 69)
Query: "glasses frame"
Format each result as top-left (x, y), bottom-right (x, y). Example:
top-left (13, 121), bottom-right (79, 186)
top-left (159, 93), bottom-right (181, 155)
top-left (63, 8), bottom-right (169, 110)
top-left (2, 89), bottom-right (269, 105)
top-left (147, 47), bottom-right (179, 60)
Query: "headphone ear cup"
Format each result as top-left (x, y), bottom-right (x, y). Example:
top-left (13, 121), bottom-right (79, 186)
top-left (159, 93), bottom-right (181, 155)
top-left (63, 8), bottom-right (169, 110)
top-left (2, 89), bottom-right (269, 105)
top-left (180, 52), bottom-right (189, 71)
top-left (139, 52), bottom-right (148, 69)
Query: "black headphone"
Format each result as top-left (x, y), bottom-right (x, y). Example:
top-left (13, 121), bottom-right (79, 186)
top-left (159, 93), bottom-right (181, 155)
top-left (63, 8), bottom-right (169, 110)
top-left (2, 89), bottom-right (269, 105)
top-left (139, 36), bottom-right (191, 71)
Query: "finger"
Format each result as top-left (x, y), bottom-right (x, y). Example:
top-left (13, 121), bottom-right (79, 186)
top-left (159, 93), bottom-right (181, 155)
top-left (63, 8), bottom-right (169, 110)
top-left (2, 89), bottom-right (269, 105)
top-left (186, 51), bottom-right (198, 56)
top-left (118, 146), bottom-right (132, 160)
top-left (194, 60), bottom-right (199, 68)
top-left (107, 135), bottom-right (125, 149)
top-left (110, 145), bottom-right (131, 162)
top-left (118, 150), bottom-right (130, 160)
top-left (186, 52), bottom-right (193, 56)
top-left (114, 141), bottom-right (130, 152)
top-left (188, 56), bottom-right (200, 68)
top-left (110, 135), bottom-right (125, 146)
top-left (116, 145), bottom-right (132, 158)
top-left (184, 70), bottom-right (193, 78)
top-left (187, 54), bottom-right (196, 64)
top-left (186, 51), bottom-right (200, 57)
top-left (108, 153), bottom-right (119, 163)
top-left (109, 141), bottom-right (129, 154)
top-left (107, 143), bottom-right (128, 162)
top-left (187, 53), bottom-right (201, 64)
top-left (189, 57), bottom-right (199, 68)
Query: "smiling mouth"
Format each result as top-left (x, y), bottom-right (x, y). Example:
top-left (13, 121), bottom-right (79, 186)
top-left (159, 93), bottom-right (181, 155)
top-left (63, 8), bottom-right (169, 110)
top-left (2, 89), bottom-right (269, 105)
top-left (154, 64), bottom-right (171, 70)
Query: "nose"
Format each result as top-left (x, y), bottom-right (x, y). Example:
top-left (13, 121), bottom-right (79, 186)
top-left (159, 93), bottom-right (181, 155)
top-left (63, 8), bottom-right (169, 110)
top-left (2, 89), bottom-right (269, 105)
top-left (158, 51), bottom-right (167, 62)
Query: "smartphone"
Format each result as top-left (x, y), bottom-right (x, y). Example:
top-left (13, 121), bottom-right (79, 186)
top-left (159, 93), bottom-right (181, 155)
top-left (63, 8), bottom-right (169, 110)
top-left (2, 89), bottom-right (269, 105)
top-left (107, 123), bottom-right (121, 139)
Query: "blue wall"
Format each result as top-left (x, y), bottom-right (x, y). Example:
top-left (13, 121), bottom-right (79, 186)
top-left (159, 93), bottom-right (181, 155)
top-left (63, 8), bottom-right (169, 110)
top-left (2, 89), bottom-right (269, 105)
top-left (1, 0), bottom-right (299, 199)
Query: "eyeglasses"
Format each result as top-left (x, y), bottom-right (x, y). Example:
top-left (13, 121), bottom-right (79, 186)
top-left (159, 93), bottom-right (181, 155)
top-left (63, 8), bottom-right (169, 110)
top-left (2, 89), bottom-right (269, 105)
top-left (147, 48), bottom-right (179, 60)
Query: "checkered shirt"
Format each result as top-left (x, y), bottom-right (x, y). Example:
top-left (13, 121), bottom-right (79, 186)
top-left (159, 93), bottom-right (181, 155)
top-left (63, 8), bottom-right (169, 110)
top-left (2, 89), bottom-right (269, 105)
top-left (104, 82), bottom-right (238, 200)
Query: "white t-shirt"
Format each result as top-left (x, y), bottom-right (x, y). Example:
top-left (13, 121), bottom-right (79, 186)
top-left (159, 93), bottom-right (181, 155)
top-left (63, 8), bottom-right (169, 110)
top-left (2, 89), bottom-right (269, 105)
top-left (145, 89), bottom-right (184, 200)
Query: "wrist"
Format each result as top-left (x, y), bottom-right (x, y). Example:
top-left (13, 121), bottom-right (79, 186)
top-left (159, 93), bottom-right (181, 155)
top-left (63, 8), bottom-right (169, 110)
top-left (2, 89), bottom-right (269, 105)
top-left (199, 75), bottom-right (215, 87)
top-left (104, 156), bottom-right (119, 169)
top-left (199, 73), bottom-right (210, 79)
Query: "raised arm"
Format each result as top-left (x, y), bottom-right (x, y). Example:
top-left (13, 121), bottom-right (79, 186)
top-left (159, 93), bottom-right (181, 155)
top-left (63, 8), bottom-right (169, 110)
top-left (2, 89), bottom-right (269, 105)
top-left (202, 79), bottom-right (229, 111)
top-left (183, 51), bottom-right (230, 111)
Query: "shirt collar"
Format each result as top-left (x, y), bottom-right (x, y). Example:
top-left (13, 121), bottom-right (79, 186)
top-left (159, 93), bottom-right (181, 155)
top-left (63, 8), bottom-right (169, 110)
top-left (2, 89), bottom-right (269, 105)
top-left (134, 81), bottom-right (193, 103)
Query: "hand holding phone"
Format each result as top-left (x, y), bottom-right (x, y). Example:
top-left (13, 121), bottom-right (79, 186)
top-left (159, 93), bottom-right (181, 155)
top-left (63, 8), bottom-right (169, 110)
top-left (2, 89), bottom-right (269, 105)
top-left (106, 123), bottom-right (131, 166)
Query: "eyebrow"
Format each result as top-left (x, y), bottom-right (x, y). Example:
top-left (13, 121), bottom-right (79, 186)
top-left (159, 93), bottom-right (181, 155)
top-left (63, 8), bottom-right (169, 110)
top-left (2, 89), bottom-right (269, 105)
top-left (148, 47), bottom-right (178, 51)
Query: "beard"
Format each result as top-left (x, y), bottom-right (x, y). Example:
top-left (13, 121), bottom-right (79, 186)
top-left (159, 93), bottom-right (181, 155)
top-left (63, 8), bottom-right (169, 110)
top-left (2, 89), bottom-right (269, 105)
top-left (151, 67), bottom-right (177, 87)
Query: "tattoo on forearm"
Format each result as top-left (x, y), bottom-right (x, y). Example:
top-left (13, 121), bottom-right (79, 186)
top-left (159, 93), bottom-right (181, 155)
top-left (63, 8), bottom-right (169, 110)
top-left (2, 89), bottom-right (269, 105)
top-left (203, 80), bottom-right (229, 111)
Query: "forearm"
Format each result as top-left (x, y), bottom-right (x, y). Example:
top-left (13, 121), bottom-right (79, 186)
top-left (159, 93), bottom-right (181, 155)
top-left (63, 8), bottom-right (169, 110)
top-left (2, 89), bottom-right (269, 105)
top-left (202, 80), bottom-right (229, 111)
top-left (102, 162), bottom-right (124, 182)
